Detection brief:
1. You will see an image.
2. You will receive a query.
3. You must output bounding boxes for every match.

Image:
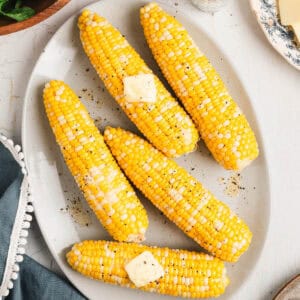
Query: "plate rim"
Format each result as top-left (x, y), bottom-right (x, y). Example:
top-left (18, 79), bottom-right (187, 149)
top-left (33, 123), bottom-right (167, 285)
top-left (21, 0), bottom-right (271, 298)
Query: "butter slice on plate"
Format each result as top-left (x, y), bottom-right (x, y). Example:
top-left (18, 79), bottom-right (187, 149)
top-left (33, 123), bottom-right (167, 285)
top-left (123, 74), bottom-right (156, 103)
top-left (278, 0), bottom-right (300, 46)
top-left (292, 23), bottom-right (300, 46)
top-left (125, 251), bottom-right (164, 287)
top-left (278, 0), bottom-right (300, 25)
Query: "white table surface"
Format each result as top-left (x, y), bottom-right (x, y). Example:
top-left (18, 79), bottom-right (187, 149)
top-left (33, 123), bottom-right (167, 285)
top-left (0, 0), bottom-right (299, 299)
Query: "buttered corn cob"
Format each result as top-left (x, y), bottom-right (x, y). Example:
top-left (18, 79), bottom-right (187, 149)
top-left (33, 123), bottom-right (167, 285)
top-left (140, 3), bottom-right (259, 170)
top-left (78, 10), bottom-right (199, 158)
top-left (104, 127), bottom-right (252, 262)
top-left (43, 80), bottom-right (148, 242)
top-left (67, 240), bottom-right (229, 298)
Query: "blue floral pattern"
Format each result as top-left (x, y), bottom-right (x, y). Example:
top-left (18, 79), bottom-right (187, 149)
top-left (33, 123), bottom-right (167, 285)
top-left (251, 0), bottom-right (300, 70)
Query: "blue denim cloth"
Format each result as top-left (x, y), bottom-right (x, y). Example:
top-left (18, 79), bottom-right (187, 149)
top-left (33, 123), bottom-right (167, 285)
top-left (0, 141), bottom-right (86, 300)
top-left (6, 256), bottom-right (86, 300)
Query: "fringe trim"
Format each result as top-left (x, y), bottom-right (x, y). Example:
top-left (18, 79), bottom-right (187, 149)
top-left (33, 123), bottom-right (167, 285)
top-left (0, 133), bottom-right (33, 297)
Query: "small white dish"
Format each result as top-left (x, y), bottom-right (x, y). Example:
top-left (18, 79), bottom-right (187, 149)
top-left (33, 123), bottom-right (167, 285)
top-left (250, 0), bottom-right (300, 71)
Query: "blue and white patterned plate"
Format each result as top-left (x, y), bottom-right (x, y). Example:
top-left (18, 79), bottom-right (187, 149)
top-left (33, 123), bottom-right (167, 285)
top-left (250, 0), bottom-right (300, 70)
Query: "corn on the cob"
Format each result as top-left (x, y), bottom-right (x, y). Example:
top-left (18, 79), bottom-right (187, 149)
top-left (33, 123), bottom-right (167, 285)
top-left (78, 10), bottom-right (199, 158)
top-left (67, 240), bottom-right (229, 298)
top-left (104, 127), bottom-right (252, 262)
top-left (43, 80), bottom-right (148, 242)
top-left (140, 3), bottom-right (259, 170)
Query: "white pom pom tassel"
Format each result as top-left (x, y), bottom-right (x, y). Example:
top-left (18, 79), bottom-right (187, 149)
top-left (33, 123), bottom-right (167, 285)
top-left (14, 144), bottom-right (21, 152)
top-left (18, 247), bottom-right (25, 254)
top-left (20, 229), bottom-right (28, 237)
top-left (19, 238), bottom-right (27, 246)
top-left (26, 205), bottom-right (34, 213)
top-left (18, 152), bottom-right (25, 160)
top-left (7, 139), bottom-right (13, 147)
top-left (13, 264), bottom-right (20, 272)
top-left (23, 221), bottom-right (30, 228)
top-left (3, 289), bottom-right (9, 296)
top-left (11, 272), bottom-right (18, 280)
top-left (16, 255), bottom-right (23, 262)
top-left (25, 214), bottom-right (32, 221)
top-left (7, 280), bottom-right (13, 289)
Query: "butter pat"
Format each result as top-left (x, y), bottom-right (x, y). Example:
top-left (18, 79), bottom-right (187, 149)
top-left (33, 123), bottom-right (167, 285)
top-left (292, 22), bottom-right (300, 46)
top-left (278, 0), bottom-right (300, 25)
top-left (125, 251), bottom-right (164, 287)
top-left (123, 74), bottom-right (156, 103)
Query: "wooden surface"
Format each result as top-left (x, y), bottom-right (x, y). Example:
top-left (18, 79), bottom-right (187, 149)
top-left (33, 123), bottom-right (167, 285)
top-left (0, 0), bottom-right (70, 35)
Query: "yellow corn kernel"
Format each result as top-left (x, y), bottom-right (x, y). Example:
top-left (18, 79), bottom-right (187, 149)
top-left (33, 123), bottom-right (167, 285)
top-left (43, 80), bottom-right (148, 242)
top-left (78, 10), bottom-right (199, 158)
top-left (140, 3), bottom-right (259, 170)
top-left (104, 127), bottom-right (252, 262)
top-left (67, 240), bottom-right (229, 298)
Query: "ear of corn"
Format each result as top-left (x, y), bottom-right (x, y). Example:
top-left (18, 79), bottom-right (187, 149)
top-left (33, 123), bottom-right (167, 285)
top-left (104, 127), bottom-right (252, 262)
top-left (78, 10), bottom-right (199, 158)
top-left (67, 240), bottom-right (229, 298)
top-left (43, 80), bottom-right (148, 242)
top-left (140, 3), bottom-right (259, 170)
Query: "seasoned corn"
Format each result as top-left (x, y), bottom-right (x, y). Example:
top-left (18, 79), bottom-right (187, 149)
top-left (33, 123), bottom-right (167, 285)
top-left (78, 10), bottom-right (199, 158)
top-left (140, 3), bottom-right (259, 170)
top-left (43, 80), bottom-right (148, 242)
top-left (104, 127), bottom-right (252, 262)
top-left (67, 240), bottom-right (229, 298)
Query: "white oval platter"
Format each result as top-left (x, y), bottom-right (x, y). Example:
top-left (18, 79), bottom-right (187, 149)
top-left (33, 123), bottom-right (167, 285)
top-left (22, 0), bottom-right (270, 299)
